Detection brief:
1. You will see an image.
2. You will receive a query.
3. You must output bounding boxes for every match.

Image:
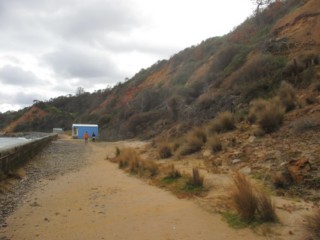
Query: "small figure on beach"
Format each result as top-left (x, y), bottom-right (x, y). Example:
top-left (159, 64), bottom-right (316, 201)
top-left (92, 132), bottom-right (96, 142)
top-left (84, 131), bottom-right (89, 143)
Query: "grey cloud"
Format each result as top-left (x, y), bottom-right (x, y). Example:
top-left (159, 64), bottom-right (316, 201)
top-left (43, 46), bottom-right (121, 81)
top-left (0, 65), bottom-right (44, 86)
top-left (12, 92), bottom-right (43, 105)
top-left (54, 1), bottom-right (141, 40)
top-left (0, 0), bottom-right (143, 47)
top-left (100, 37), bottom-right (178, 57)
top-left (0, 90), bottom-right (44, 106)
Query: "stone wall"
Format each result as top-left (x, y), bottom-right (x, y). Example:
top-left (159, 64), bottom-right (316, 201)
top-left (0, 134), bottom-right (58, 175)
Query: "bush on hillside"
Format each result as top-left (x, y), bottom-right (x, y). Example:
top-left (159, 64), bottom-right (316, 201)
top-left (196, 92), bottom-right (215, 110)
top-left (192, 127), bottom-right (207, 143)
top-left (126, 111), bottom-right (162, 136)
top-left (208, 135), bottom-right (223, 153)
top-left (167, 96), bottom-right (179, 119)
top-left (277, 81), bottom-right (296, 112)
top-left (230, 55), bottom-right (286, 101)
top-left (257, 98), bottom-right (285, 133)
top-left (248, 99), bottom-right (268, 123)
top-left (179, 137), bottom-right (204, 156)
top-left (158, 143), bottom-right (173, 159)
top-left (208, 111), bottom-right (235, 134)
top-left (178, 127), bottom-right (207, 156)
top-left (248, 98), bottom-right (285, 133)
top-left (211, 45), bottom-right (241, 73)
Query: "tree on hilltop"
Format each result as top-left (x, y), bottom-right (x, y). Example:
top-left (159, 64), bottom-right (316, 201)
top-left (251, 0), bottom-right (272, 14)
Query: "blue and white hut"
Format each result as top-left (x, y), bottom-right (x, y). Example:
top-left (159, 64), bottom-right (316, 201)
top-left (72, 124), bottom-right (99, 139)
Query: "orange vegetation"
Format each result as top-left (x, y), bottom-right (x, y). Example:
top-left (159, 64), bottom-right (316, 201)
top-left (3, 106), bottom-right (48, 133)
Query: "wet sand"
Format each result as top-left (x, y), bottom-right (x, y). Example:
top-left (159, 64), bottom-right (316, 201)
top-left (1, 140), bottom-right (265, 240)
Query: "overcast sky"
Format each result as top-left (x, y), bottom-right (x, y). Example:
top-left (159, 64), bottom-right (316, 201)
top-left (0, 0), bottom-right (255, 113)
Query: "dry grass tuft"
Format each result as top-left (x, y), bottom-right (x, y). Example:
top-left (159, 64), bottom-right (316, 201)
top-left (232, 172), bottom-right (277, 223)
top-left (165, 164), bottom-right (182, 179)
top-left (139, 160), bottom-right (159, 177)
top-left (179, 128), bottom-right (207, 156)
top-left (256, 191), bottom-right (277, 222)
top-left (188, 168), bottom-right (204, 187)
top-left (179, 137), bottom-right (204, 156)
top-left (192, 127), bottom-right (207, 143)
top-left (232, 172), bottom-right (258, 221)
top-left (209, 111), bottom-right (235, 134)
top-left (158, 143), bottom-right (172, 159)
top-left (179, 134), bottom-right (204, 156)
top-left (248, 99), bottom-right (268, 123)
top-left (257, 98), bottom-right (285, 133)
top-left (304, 208), bottom-right (320, 240)
top-left (208, 135), bottom-right (223, 153)
top-left (248, 98), bottom-right (285, 133)
top-left (115, 147), bottom-right (121, 157)
top-left (113, 147), bottom-right (159, 177)
top-left (277, 81), bottom-right (296, 112)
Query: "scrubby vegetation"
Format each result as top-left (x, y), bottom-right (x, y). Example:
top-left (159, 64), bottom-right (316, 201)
top-left (277, 81), bottom-right (296, 112)
top-left (207, 135), bottom-right (223, 153)
top-left (208, 111), bottom-right (236, 134)
top-left (158, 143), bottom-right (173, 159)
top-left (179, 128), bottom-right (207, 156)
top-left (113, 147), bottom-right (159, 177)
top-left (304, 208), bottom-right (320, 240)
top-left (248, 98), bottom-right (285, 133)
top-left (231, 172), bottom-right (277, 223)
top-left (2, 0), bottom-right (318, 144)
top-left (2, 0), bottom-right (320, 237)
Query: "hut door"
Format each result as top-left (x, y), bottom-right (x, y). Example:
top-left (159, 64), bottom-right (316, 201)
top-left (73, 127), bottom-right (78, 137)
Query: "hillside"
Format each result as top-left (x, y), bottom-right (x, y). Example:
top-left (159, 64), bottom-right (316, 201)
top-left (1, 1), bottom-right (320, 237)
top-left (0, 0), bottom-right (319, 140)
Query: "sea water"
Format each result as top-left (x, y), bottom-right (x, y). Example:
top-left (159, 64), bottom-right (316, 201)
top-left (0, 137), bottom-right (31, 150)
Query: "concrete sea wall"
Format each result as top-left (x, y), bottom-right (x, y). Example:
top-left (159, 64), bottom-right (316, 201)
top-left (0, 133), bottom-right (58, 176)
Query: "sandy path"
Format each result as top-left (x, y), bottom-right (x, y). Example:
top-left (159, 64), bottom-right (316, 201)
top-left (1, 140), bottom-right (266, 240)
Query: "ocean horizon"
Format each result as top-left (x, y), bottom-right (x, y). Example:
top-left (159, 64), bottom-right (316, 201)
top-left (0, 137), bottom-right (31, 150)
